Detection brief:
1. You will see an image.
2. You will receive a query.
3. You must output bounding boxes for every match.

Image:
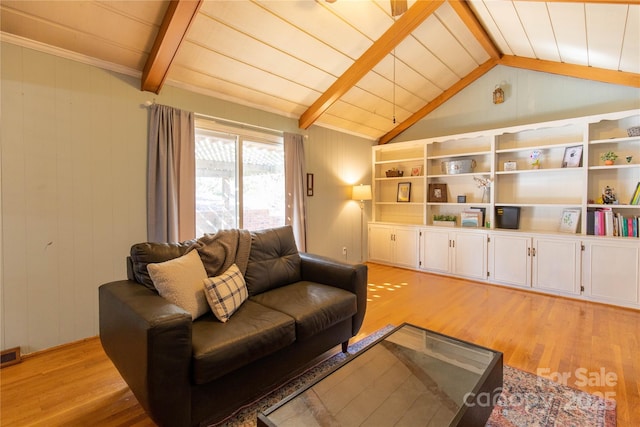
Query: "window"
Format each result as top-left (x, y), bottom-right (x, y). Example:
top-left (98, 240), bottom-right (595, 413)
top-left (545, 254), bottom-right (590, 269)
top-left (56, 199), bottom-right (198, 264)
top-left (195, 120), bottom-right (284, 235)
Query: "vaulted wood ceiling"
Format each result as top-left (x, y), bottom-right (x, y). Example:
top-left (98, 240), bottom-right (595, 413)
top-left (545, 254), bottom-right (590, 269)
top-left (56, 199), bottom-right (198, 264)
top-left (2, 0), bottom-right (639, 144)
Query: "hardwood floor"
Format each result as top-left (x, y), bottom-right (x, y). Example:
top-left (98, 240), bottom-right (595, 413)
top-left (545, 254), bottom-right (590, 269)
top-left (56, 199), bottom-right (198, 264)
top-left (2, 262), bottom-right (639, 426)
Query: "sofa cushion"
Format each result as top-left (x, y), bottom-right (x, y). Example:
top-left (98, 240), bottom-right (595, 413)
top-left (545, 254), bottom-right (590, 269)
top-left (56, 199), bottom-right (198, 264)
top-left (130, 240), bottom-right (195, 290)
top-left (250, 281), bottom-right (357, 340)
top-left (203, 264), bottom-right (248, 323)
top-left (147, 250), bottom-right (210, 320)
top-left (244, 226), bottom-right (302, 296)
top-left (191, 300), bottom-right (296, 384)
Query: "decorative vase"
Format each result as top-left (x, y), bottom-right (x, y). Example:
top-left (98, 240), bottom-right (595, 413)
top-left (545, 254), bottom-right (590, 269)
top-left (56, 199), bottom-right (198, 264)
top-left (481, 187), bottom-right (489, 203)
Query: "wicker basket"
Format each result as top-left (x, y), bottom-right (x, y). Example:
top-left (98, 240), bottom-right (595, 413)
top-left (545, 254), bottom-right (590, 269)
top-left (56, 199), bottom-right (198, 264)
top-left (628, 126), bottom-right (640, 137)
top-left (385, 170), bottom-right (404, 177)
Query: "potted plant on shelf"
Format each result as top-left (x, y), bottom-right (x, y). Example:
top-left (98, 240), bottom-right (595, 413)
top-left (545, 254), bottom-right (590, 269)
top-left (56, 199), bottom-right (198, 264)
top-left (433, 214), bottom-right (457, 227)
top-left (601, 151), bottom-right (618, 166)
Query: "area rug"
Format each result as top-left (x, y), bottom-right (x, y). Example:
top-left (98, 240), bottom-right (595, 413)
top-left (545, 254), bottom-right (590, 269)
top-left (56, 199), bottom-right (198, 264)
top-left (211, 325), bottom-right (616, 426)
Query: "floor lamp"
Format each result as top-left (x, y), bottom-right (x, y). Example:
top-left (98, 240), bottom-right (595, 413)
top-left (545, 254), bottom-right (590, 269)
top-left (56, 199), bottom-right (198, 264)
top-left (352, 184), bottom-right (372, 262)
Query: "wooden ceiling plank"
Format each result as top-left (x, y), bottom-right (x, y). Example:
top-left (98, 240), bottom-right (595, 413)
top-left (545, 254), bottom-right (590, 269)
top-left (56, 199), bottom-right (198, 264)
top-left (378, 58), bottom-right (499, 144)
top-left (447, 0), bottom-right (501, 59)
top-left (620, 3), bottom-right (640, 73)
top-left (298, 0), bottom-right (445, 130)
top-left (499, 55), bottom-right (640, 87)
top-left (141, 0), bottom-right (202, 94)
top-left (513, 2), bottom-right (561, 62)
top-left (531, 1), bottom-right (639, 4)
top-left (547, 3), bottom-right (589, 66)
top-left (585, 3), bottom-right (628, 70)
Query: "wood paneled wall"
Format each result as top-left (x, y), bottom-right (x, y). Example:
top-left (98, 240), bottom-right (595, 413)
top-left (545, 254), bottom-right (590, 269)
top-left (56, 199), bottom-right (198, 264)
top-left (0, 42), bottom-right (373, 354)
top-left (1, 44), bottom-right (149, 353)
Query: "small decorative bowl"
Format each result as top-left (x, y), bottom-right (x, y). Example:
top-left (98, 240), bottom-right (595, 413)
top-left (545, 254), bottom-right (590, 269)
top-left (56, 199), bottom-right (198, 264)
top-left (627, 126), bottom-right (640, 137)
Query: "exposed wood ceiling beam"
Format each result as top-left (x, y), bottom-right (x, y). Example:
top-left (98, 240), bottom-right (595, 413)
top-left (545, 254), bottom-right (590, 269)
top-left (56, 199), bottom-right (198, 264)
top-left (141, 0), bottom-right (202, 94)
top-left (378, 58), bottom-right (499, 144)
top-left (448, 0), bottom-right (500, 59)
top-left (298, 0), bottom-right (445, 130)
top-left (499, 55), bottom-right (640, 88)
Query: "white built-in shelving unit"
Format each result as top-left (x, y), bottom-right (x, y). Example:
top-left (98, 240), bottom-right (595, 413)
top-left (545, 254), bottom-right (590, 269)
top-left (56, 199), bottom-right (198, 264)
top-left (369, 109), bottom-right (640, 310)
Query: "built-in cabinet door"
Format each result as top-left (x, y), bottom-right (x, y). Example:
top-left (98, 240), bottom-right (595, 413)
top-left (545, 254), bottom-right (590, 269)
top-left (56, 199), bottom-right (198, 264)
top-left (368, 224), bottom-right (419, 268)
top-left (420, 229), bottom-right (486, 279)
top-left (394, 227), bottom-right (419, 269)
top-left (420, 228), bottom-right (450, 273)
top-left (532, 238), bottom-right (581, 295)
top-left (368, 224), bottom-right (394, 264)
top-left (583, 240), bottom-right (640, 306)
top-left (490, 234), bottom-right (532, 288)
top-left (453, 232), bottom-right (487, 280)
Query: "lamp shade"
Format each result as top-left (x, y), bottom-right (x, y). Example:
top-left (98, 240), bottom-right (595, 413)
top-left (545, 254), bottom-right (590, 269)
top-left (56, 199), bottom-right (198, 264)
top-left (352, 184), bottom-right (372, 201)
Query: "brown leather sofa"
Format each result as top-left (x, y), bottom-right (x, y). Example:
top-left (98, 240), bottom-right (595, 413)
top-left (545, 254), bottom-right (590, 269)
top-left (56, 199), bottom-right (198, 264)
top-left (99, 226), bottom-right (367, 427)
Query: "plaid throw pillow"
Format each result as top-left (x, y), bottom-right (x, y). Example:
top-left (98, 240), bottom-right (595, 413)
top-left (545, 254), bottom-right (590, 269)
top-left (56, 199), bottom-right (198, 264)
top-left (203, 263), bottom-right (248, 323)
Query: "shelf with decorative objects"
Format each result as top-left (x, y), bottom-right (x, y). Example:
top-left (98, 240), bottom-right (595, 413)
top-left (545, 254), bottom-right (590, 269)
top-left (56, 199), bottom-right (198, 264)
top-left (372, 141), bottom-right (426, 225)
top-left (369, 109), bottom-right (640, 309)
top-left (371, 109), bottom-right (639, 235)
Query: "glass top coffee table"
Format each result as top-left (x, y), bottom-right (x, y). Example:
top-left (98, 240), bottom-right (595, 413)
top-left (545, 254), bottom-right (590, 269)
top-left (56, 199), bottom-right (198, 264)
top-left (257, 323), bottom-right (502, 427)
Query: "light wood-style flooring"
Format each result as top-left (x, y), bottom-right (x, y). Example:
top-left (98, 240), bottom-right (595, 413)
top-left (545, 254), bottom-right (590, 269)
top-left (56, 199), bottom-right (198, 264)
top-left (2, 263), bottom-right (639, 426)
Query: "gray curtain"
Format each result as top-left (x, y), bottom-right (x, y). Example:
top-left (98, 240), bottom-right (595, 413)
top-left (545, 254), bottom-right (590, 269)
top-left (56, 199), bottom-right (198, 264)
top-left (147, 104), bottom-right (195, 243)
top-left (284, 132), bottom-right (307, 251)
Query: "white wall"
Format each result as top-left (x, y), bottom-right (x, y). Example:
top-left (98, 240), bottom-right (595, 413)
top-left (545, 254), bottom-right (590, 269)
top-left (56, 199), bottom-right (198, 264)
top-left (394, 65), bottom-right (640, 142)
top-left (0, 42), bottom-right (373, 354)
top-left (304, 126), bottom-right (373, 262)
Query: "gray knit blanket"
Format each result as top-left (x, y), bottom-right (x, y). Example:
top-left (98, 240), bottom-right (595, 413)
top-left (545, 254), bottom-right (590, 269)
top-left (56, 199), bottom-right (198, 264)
top-left (187, 229), bottom-right (252, 277)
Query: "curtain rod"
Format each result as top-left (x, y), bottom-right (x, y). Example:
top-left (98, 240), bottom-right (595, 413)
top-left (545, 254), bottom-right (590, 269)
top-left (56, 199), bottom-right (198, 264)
top-left (195, 112), bottom-right (284, 137)
top-left (144, 101), bottom-right (306, 139)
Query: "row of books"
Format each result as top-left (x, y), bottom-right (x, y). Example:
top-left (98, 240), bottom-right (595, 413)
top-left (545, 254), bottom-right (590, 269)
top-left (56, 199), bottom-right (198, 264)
top-left (587, 208), bottom-right (639, 237)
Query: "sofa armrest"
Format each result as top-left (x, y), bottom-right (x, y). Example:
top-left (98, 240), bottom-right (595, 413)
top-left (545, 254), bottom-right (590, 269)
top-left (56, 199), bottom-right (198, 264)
top-left (299, 253), bottom-right (368, 335)
top-left (99, 280), bottom-right (193, 427)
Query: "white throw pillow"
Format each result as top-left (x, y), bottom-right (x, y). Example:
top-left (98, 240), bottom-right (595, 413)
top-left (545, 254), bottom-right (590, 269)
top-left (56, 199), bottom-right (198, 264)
top-left (147, 250), bottom-right (209, 320)
top-left (203, 263), bottom-right (248, 323)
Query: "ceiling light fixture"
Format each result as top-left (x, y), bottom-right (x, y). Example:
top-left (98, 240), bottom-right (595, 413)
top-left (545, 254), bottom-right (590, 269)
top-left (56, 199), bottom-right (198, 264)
top-left (390, 0), bottom-right (407, 17)
top-left (389, 0), bottom-right (406, 125)
top-left (393, 45), bottom-right (397, 124)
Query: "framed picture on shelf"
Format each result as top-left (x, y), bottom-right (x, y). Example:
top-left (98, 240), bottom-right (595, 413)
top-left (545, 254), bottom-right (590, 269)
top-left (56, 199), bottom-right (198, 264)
top-left (410, 165), bottom-right (423, 176)
top-left (397, 182), bottom-right (411, 202)
top-left (428, 183), bottom-right (448, 202)
top-left (561, 145), bottom-right (583, 168)
top-left (559, 208), bottom-right (581, 233)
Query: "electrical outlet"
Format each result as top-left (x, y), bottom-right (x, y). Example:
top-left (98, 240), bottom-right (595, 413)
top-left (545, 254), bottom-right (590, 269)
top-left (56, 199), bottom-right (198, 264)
top-left (342, 246), bottom-right (347, 255)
